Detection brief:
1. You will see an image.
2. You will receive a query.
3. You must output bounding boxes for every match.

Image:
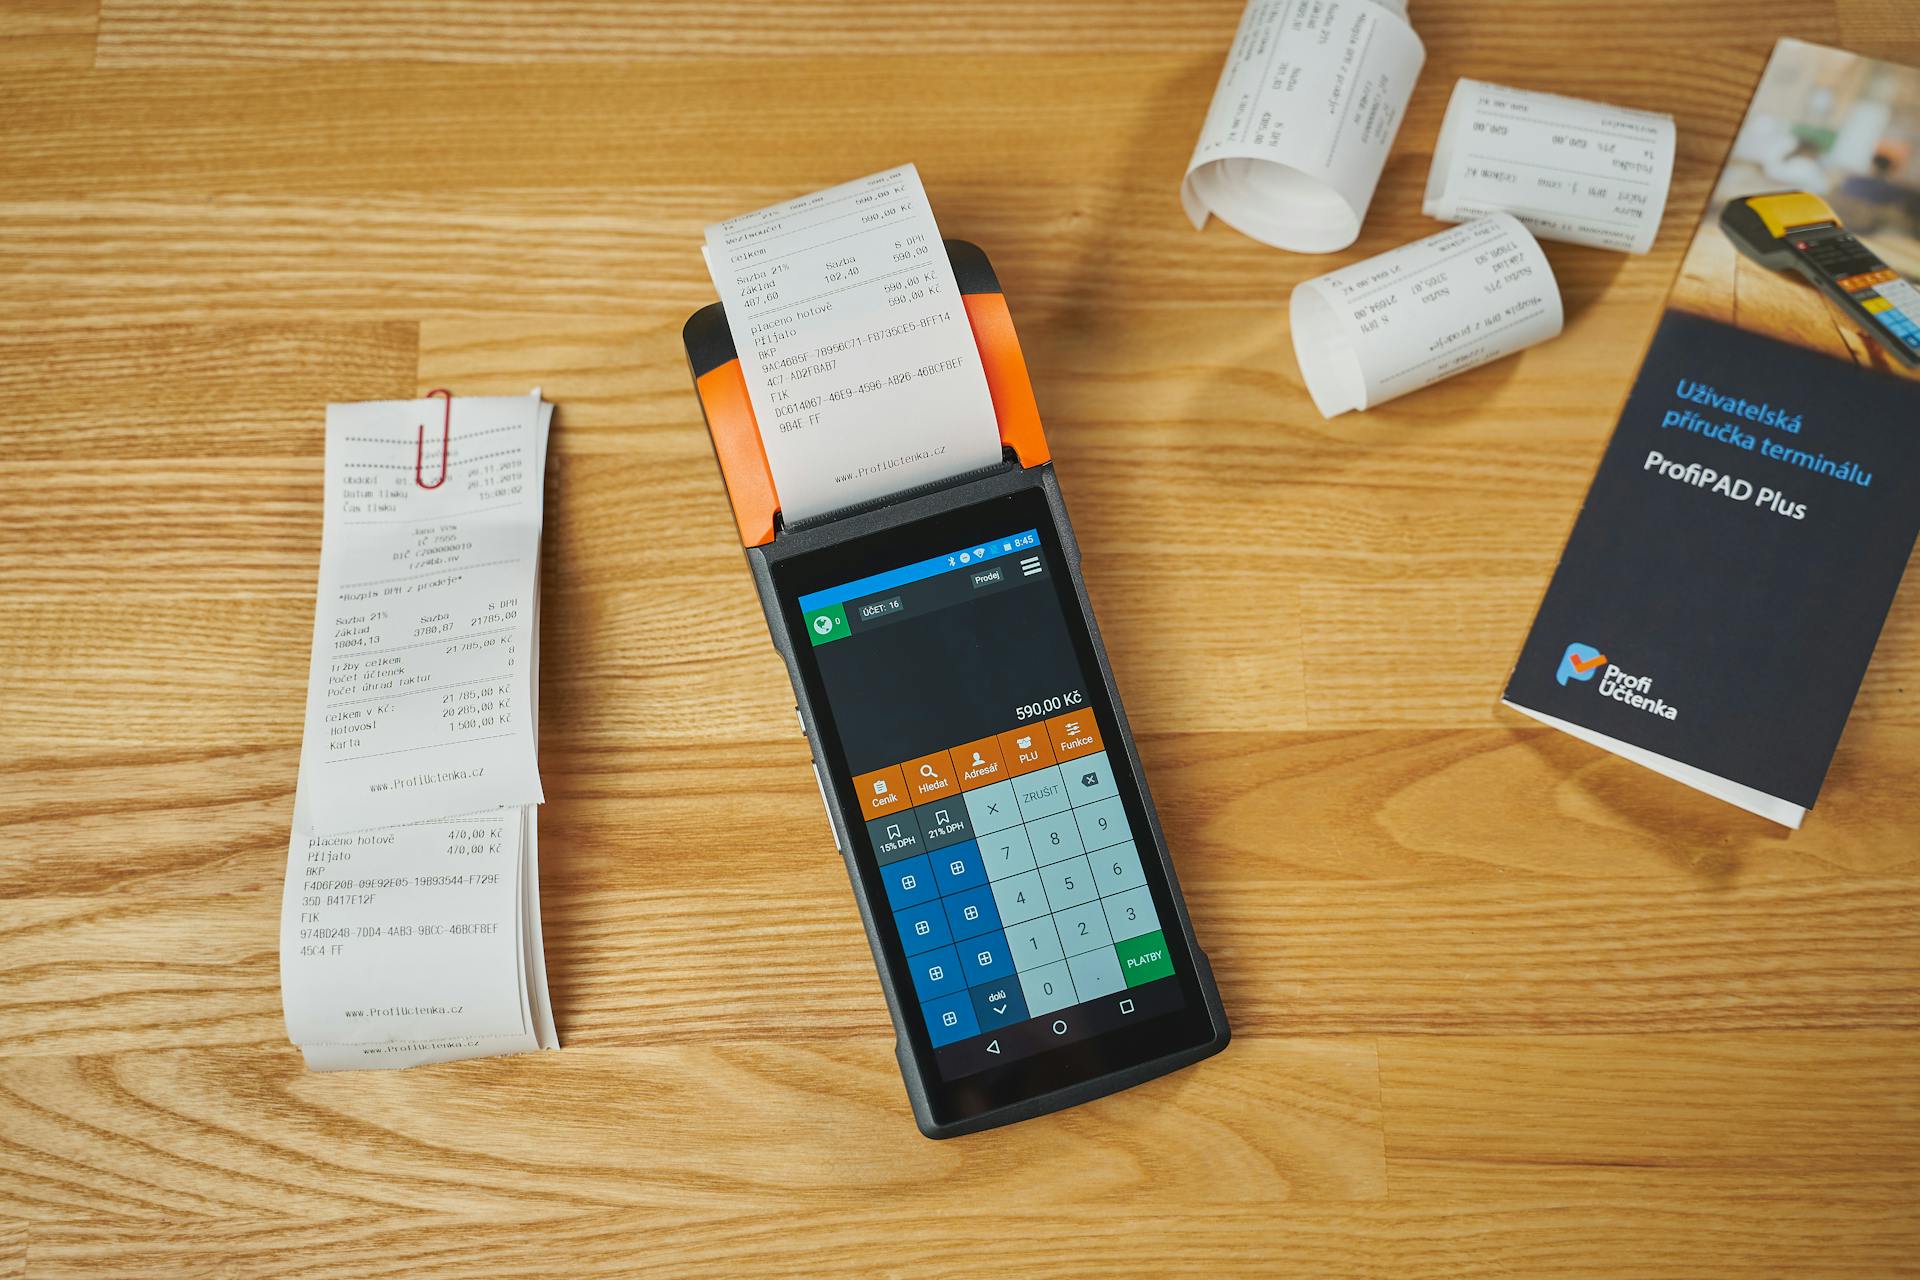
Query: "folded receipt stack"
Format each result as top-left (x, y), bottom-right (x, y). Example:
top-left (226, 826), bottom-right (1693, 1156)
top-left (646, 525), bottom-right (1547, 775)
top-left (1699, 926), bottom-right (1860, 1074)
top-left (279, 391), bottom-right (558, 1070)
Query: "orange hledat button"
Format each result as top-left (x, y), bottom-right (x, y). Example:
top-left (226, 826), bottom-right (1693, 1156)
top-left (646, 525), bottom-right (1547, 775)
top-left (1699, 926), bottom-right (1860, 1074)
top-left (998, 725), bottom-right (1056, 777)
top-left (1046, 711), bottom-right (1104, 761)
top-left (851, 765), bottom-right (911, 821)
top-left (902, 750), bottom-right (960, 803)
top-left (952, 735), bottom-right (1008, 790)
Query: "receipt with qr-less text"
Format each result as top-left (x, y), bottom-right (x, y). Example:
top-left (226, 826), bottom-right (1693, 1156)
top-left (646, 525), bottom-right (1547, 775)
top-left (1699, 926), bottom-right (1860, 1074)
top-left (282, 393), bottom-right (556, 1072)
top-left (1289, 214), bottom-right (1563, 417)
top-left (281, 808), bottom-right (528, 1046)
top-left (283, 801), bottom-right (556, 1068)
top-left (291, 395), bottom-right (549, 837)
top-left (1426, 79), bottom-right (1676, 255)
top-left (1183, 0), bottom-right (1425, 253)
top-left (703, 164), bottom-right (1002, 523)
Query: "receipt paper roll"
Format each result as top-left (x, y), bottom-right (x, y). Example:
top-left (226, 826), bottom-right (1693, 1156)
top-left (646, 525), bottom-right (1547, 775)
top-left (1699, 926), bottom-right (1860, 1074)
top-left (1425, 79), bottom-right (1676, 255)
top-left (1182, 0), bottom-right (1425, 254)
top-left (1289, 213), bottom-right (1563, 418)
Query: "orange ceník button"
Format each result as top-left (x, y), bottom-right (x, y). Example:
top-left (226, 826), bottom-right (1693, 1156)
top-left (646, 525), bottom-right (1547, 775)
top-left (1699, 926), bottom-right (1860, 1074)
top-left (851, 764), bottom-right (911, 821)
top-left (1046, 711), bottom-right (1104, 761)
top-left (902, 750), bottom-right (960, 804)
top-left (951, 735), bottom-right (1008, 790)
top-left (998, 725), bottom-right (1056, 777)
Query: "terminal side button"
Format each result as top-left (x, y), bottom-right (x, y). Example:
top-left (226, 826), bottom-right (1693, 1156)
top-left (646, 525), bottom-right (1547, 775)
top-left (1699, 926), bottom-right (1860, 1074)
top-left (810, 759), bottom-right (839, 851)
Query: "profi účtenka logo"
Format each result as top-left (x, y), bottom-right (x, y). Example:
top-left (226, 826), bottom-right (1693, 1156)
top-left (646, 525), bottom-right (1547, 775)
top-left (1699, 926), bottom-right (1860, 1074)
top-left (1556, 642), bottom-right (1608, 686)
top-left (1556, 641), bottom-right (1680, 721)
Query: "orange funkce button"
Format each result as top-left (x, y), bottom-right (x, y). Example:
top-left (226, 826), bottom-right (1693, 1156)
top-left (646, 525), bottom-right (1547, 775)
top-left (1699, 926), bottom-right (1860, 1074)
top-left (998, 725), bottom-right (1056, 777)
top-left (1045, 711), bottom-right (1104, 762)
top-left (902, 750), bottom-right (961, 803)
top-left (952, 734), bottom-right (1008, 790)
top-left (851, 764), bottom-right (911, 821)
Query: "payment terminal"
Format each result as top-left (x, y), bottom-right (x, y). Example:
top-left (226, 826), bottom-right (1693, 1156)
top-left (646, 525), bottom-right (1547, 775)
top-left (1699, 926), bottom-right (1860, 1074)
top-left (1721, 191), bottom-right (1920, 368)
top-left (683, 241), bottom-right (1229, 1137)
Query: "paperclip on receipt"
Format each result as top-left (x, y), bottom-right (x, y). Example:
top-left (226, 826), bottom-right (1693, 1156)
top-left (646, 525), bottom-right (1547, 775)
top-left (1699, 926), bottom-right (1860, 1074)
top-left (1182, 0), bottom-right (1425, 253)
top-left (1290, 213), bottom-right (1564, 418)
top-left (1426, 78), bottom-right (1676, 255)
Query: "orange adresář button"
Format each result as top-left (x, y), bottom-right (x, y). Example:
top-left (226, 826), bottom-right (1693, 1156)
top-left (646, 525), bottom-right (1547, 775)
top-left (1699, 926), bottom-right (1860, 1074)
top-left (952, 734), bottom-right (1008, 790)
top-left (998, 724), bottom-right (1056, 777)
top-left (850, 764), bottom-right (911, 821)
top-left (1045, 711), bottom-right (1104, 761)
top-left (902, 749), bottom-right (961, 804)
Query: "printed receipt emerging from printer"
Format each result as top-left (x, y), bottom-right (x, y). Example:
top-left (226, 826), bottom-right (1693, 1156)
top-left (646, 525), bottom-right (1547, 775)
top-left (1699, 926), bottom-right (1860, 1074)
top-left (702, 163), bottom-right (1003, 523)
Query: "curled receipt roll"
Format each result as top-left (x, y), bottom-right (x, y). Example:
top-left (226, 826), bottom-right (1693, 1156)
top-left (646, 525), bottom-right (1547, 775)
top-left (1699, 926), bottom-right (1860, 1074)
top-left (1425, 79), bottom-right (1677, 254)
top-left (1182, 0), bottom-right (1425, 254)
top-left (1289, 213), bottom-right (1563, 418)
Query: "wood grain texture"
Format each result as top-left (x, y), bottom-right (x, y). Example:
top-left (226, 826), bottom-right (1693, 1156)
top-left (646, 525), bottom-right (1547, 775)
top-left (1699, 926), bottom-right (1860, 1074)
top-left (1840, 0), bottom-right (1920, 65)
top-left (91, 0), bottom-right (1248, 64)
top-left (0, 1039), bottom-right (1385, 1218)
top-left (0, 0), bottom-right (95, 68)
top-left (3, 1), bottom-right (1919, 1276)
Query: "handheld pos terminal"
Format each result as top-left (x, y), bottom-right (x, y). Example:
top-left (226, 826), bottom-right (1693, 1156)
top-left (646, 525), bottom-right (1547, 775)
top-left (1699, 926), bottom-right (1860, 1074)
top-left (684, 241), bottom-right (1229, 1137)
top-left (1721, 191), bottom-right (1920, 368)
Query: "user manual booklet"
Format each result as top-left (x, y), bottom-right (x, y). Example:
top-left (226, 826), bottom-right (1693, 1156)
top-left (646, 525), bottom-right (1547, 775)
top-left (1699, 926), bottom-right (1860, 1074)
top-left (1504, 39), bottom-right (1920, 828)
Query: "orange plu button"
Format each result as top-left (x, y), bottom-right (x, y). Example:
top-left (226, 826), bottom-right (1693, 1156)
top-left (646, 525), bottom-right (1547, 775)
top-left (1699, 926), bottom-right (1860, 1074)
top-left (903, 750), bottom-right (960, 803)
top-left (998, 725), bottom-right (1056, 777)
top-left (1046, 711), bottom-right (1104, 761)
top-left (952, 735), bottom-right (1008, 790)
top-left (851, 765), bottom-right (910, 821)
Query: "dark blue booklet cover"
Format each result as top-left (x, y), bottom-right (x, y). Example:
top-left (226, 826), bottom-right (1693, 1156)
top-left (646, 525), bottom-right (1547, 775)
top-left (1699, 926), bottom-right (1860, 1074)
top-left (1504, 40), bottom-right (1920, 827)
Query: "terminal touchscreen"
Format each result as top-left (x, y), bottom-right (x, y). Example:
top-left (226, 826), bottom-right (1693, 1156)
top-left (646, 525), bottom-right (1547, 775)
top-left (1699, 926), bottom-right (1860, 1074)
top-left (764, 476), bottom-right (1228, 1135)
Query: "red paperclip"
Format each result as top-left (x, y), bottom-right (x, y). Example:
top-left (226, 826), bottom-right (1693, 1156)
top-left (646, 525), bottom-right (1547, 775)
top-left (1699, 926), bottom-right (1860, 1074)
top-left (416, 388), bottom-right (452, 490)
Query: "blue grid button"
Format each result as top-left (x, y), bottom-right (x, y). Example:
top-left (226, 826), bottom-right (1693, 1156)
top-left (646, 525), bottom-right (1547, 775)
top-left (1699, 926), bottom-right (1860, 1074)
top-left (893, 901), bottom-right (952, 956)
top-left (942, 884), bottom-right (1002, 942)
top-left (921, 989), bottom-right (981, 1048)
top-left (908, 945), bottom-right (966, 1002)
top-left (881, 854), bottom-right (937, 911)
top-left (957, 930), bottom-right (1015, 987)
top-left (930, 839), bottom-right (987, 895)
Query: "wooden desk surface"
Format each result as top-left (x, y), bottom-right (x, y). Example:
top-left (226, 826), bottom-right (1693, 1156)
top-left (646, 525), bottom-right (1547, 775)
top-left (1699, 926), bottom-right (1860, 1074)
top-left (3, 2), bottom-right (1918, 1275)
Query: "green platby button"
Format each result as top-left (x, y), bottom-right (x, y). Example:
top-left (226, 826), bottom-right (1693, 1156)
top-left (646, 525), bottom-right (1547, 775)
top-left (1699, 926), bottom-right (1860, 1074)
top-left (1115, 928), bottom-right (1173, 988)
top-left (803, 603), bottom-right (850, 646)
